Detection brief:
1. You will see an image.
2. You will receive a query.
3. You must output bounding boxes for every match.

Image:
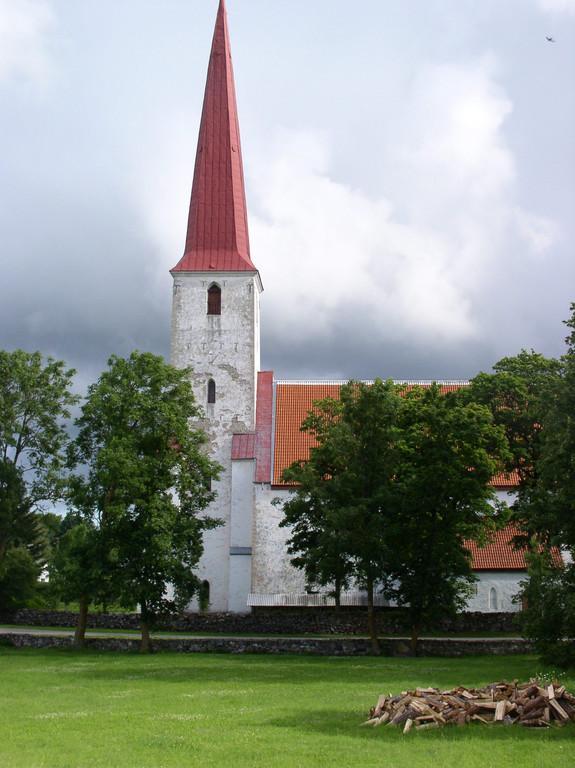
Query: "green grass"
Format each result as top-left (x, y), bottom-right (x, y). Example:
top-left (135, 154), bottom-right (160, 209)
top-left (0, 649), bottom-right (573, 768)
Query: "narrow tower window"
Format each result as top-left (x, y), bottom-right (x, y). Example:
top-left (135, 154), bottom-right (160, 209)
top-left (207, 284), bottom-right (221, 315)
top-left (207, 379), bottom-right (216, 404)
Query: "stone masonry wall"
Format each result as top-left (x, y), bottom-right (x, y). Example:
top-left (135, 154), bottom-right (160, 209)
top-left (0, 632), bottom-right (532, 657)
top-left (0, 607), bottom-right (521, 634)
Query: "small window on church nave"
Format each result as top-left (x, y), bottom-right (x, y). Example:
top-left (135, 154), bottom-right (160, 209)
top-left (207, 379), bottom-right (216, 404)
top-left (207, 284), bottom-right (221, 315)
top-left (489, 587), bottom-right (498, 611)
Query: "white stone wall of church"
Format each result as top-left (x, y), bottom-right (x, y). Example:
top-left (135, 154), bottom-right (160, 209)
top-left (494, 489), bottom-right (517, 506)
top-left (465, 571), bottom-right (524, 613)
top-left (253, 486), bottom-right (307, 594)
top-left (254, 488), bottom-right (525, 613)
top-left (231, 460), bottom-right (255, 549)
top-left (171, 271), bottom-right (261, 612)
top-left (228, 459), bottom-right (255, 612)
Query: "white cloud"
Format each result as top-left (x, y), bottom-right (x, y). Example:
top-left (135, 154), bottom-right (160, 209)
top-left (129, 54), bottom-right (558, 358)
top-left (249, 57), bottom-right (557, 347)
top-left (538, 0), bottom-right (575, 14)
top-left (251, 131), bottom-right (475, 343)
top-left (0, 0), bottom-right (55, 85)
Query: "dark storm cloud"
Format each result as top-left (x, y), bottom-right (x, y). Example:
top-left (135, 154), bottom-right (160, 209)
top-left (0, 183), bottom-right (171, 386)
top-left (0, 0), bottom-right (573, 392)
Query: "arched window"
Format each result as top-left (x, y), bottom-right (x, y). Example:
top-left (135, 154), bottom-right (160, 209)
top-left (207, 284), bottom-right (221, 315)
top-left (207, 379), bottom-right (216, 404)
top-left (199, 580), bottom-right (210, 612)
top-left (489, 587), bottom-right (498, 611)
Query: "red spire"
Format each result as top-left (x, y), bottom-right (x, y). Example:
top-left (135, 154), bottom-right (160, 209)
top-left (172, 0), bottom-right (255, 273)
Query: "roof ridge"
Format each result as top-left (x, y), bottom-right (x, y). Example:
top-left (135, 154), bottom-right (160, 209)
top-left (274, 379), bottom-right (471, 386)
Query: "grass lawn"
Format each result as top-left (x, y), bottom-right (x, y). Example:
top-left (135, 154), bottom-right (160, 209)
top-left (0, 649), bottom-right (573, 768)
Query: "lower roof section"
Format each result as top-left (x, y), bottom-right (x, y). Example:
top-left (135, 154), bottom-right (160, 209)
top-left (465, 524), bottom-right (563, 570)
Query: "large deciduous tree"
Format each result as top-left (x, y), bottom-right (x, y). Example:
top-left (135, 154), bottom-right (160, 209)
top-left (466, 306), bottom-right (575, 666)
top-left (279, 380), bottom-right (508, 655)
top-left (518, 306), bottom-right (575, 666)
top-left (68, 351), bottom-right (221, 651)
top-left (282, 380), bottom-right (401, 653)
top-left (385, 384), bottom-right (509, 653)
top-left (280, 380), bottom-right (404, 654)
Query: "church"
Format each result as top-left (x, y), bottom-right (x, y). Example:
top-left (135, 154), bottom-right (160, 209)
top-left (169, 0), bottom-right (541, 615)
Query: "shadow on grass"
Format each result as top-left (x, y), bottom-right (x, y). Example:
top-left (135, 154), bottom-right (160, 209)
top-left (265, 708), bottom-right (575, 744)
top-left (1, 647), bottom-right (565, 690)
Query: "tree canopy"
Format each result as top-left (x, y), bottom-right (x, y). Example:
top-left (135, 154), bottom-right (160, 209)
top-left (279, 379), bottom-right (508, 653)
top-left (0, 350), bottom-right (77, 506)
top-left (384, 384), bottom-right (508, 651)
top-left (517, 305), bottom-right (575, 666)
top-left (67, 351), bottom-right (221, 650)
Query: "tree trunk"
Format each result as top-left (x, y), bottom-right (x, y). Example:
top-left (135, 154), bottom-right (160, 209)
top-left (74, 595), bottom-right (89, 648)
top-left (140, 609), bottom-right (153, 653)
top-left (334, 576), bottom-right (341, 610)
top-left (410, 624), bottom-right (421, 656)
top-left (366, 577), bottom-right (380, 655)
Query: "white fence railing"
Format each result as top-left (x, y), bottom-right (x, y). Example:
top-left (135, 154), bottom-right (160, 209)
top-left (247, 591), bottom-right (390, 608)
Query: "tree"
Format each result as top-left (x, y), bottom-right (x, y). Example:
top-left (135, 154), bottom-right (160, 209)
top-left (518, 305), bottom-right (575, 666)
top-left (465, 312), bottom-right (575, 665)
top-left (280, 380), bottom-right (403, 654)
top-left (279, 380), bottom-right (509, 656)
top-left (466, 350), bottom-right (561, 531)
top-left (0, 546), bottom-right (40, 612)
top-left (49, 515), bottom-right (110, 646)
top-left (68, 351), bottom-right (221, 652)
top-left (0, 460), bottom-right (41, 564)
top-left (0, 350), bottom-right (78, 506)
top-left (520, 551), bottom-right (575, 668)
top-left (0, 460), bottom-right (44, 612)
top-left (384, 385), bottom-right (509, 653)
top-left (535, 306), bottom-right (575, 547)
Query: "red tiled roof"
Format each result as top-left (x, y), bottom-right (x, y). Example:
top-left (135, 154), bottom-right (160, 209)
top-left (491, 471), bottom-right (520, 487)
top-left (271, 380), bottom-right (507, 487)
top-left (172, 0), bottom-right (256, 274)
top-left (465, 524), bottom-right (563, 570)
top-left (273, 383), bottom-right (341, 486)
top-left (231, 432), bottom-right (255, 460)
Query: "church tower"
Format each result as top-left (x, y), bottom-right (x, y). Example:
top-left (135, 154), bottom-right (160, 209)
top-left (170, 0), bottom-right (262, 612)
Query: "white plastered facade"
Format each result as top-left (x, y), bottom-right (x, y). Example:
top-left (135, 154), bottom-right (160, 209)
top-left (171, 270), bottom-right (261, 612)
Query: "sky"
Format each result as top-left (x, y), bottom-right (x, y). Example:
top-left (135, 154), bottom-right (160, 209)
top-left (1, 0), bottom-right (574, 389)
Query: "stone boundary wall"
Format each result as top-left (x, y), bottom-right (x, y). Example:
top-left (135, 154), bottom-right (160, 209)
top-left (0, 632), bottom-right (533, 657)
top-left (0, 608), bottom-right (520, 634)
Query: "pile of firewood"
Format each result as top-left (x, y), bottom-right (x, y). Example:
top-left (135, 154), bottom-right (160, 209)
top-left (363, 680), bottom-right (575, 733)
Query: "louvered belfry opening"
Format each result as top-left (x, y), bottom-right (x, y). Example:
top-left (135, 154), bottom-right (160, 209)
top-left (207, 284), bottom-right (221, 315)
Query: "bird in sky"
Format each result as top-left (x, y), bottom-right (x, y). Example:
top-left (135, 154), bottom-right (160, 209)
top-left (546, 36), bottom-right (556, 42)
